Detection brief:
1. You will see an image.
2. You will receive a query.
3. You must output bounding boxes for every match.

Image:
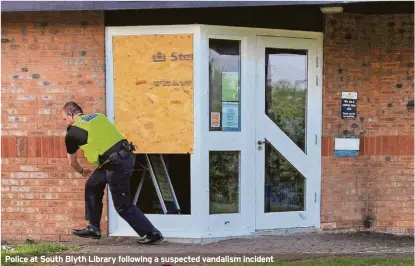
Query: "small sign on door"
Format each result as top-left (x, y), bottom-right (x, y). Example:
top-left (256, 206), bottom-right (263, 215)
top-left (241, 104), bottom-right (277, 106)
top-left (341, 92), bottom-right (357, 120)
top-left (210, 112), bottom-right (221, 128)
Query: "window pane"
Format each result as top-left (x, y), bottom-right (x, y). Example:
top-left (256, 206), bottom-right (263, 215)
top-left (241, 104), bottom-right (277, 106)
top-left (209, 151), bottom-right (240, 214)
top-left (264, 140), bottom-right (305, 212)
top-left (209, 39), bottom-right (241, 131)
top-left (265, 48), bottom-right (307, 152)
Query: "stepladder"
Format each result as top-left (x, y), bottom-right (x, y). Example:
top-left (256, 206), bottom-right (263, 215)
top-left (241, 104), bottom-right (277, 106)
top-left (133, 154), bottom-right (181, 214)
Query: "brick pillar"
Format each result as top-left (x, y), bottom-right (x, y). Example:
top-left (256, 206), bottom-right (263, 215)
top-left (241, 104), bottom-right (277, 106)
top-left (321, 13), bottom-right (414, 234)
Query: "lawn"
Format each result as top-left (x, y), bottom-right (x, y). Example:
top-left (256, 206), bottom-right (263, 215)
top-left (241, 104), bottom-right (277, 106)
top-left (1, 242), bottom-right (80, 266)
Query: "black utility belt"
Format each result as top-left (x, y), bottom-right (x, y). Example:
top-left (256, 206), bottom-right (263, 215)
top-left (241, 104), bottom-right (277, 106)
top-left (98, 140), bottom-right (136, 169)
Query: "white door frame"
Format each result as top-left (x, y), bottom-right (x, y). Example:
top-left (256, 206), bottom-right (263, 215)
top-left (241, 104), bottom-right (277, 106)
top-left (105, 24), bottom-right (322, 238)
top-left (255, 36), bottom-right (322, 230)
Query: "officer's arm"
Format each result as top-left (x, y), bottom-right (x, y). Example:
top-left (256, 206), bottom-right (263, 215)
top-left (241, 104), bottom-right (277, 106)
top-left (67, 153), bottom-right (84, 174)
top-left (65, 127), bottom-right (84, 174)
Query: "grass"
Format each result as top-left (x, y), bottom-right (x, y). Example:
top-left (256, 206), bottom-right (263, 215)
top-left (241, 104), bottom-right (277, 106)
top-left (1, 242), bottom-right (80, 266)
top-left (1, 243), bottom-right (413, 266)
top-left (203, 257), bottom-right (414, 266)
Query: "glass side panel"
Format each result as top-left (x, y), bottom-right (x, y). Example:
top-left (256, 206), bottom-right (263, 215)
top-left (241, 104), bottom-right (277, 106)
top-left (209, 39), bottom-right (241, 132)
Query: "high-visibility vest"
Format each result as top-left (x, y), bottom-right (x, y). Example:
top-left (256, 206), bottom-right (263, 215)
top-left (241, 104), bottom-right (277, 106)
top-left (71, 113), bottom-right (125, 165)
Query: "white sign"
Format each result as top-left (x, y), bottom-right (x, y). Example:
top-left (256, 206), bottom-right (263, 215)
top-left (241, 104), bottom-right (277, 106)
top-left (341, 92), bottom-right (357, 100)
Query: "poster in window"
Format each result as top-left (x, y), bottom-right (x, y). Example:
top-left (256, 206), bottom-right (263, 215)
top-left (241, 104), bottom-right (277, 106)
top-left (221, 72), bottom-right (239, 102)
top-left (222, 102), bottom-right (239, 131)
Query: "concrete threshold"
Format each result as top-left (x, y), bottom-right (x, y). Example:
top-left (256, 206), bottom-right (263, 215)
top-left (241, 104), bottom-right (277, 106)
top-left (164, 227), bottom-right (322, 244)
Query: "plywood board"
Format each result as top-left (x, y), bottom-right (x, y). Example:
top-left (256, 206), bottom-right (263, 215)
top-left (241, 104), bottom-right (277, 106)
top-left (113, 34), bottom-right (194, 154)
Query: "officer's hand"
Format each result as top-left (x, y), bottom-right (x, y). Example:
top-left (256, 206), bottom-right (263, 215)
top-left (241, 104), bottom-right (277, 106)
top-left (82, 168), bottom-right (92, 178)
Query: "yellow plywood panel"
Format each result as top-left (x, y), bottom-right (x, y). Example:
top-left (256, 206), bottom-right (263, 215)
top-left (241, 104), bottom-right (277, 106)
top-left (113, 34), bottom-right (194, 154)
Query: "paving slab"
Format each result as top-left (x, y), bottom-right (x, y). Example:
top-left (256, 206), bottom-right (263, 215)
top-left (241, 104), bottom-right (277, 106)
top-left (77, 231), bottom-right (414, 254)
top-left (45, 231), bottom-right (414, 265)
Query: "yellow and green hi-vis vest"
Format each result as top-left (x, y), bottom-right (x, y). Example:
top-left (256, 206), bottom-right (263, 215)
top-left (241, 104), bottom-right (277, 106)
top-left (71, 113), bottom-right (125, 165)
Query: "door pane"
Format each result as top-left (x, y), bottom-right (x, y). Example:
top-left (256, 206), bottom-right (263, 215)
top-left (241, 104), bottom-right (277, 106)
top-left (265, 48), bottom-right (307, 152)
top-left (264, 140), bottom-right (305, 212)
top-left (209, 151), bottom-right (240, 214)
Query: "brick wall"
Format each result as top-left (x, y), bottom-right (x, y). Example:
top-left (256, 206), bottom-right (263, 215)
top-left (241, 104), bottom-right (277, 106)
top-left (1, 11), bottom-right (106, 241)
top-left (322, 13), bottom-right (414, 233)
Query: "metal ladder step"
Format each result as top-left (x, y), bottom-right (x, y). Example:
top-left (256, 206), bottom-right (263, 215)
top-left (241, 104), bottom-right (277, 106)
top-left (133, 154), bottom-right (181, 214)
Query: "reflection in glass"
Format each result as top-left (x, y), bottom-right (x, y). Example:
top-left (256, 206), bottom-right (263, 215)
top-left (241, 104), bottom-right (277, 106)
top-left (209, 39), bottom-right (241, 131)
top-left (264, 140), bottom-right (305, 212)
top-left (209, 151), bottom-right (240, 214)
top-left (265, 48), bottom-right (307, 152)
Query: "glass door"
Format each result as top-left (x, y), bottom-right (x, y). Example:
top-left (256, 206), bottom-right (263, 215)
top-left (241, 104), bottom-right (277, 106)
top-left (255, 36), bottom-right (321, 230)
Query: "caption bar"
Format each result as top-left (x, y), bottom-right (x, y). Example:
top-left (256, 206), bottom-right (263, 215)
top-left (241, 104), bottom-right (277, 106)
top-left (6, 255), bottom-right (275, 264)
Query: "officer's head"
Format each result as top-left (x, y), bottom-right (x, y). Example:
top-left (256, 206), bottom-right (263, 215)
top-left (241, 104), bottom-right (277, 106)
top-left (62, 102), bottom-right (83, 126)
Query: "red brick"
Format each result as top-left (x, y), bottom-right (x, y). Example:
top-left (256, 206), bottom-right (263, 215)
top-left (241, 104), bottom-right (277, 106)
top-left (395, 220), bottom-right (414, 228)
top-left (60, 137), bottom-right (66, 158)
top-left (367, 137), bottom-right (374, 155)
top-left (8, 136), bottom-right (17, 157)
top-left (41, 137), bottom-right (49, 158)
top-left (364, 136), bottom-right (369, 155)
top-left (27, 136), bottom-right (36, 157)
top-left (322, 136), bottom-right (328, 156)
top-left (408, 137), bottom-right (414, 156)
top-left (404, 136), bottom-right (411, 155)
top-left (327, 137), bottom-right (333, 156)
top-left (53, 136), bottom-right (60, 158)
top-left (378, 136), bottom-right (385, 155)
top-left (396, 137), bottom-right (403, 154)
top-left (35, 137), bottom-right (41, 157)
top-left (359, 137), bottom-right (365, 156)
top-left (2, 136), bottom-right (10, 158)
top-left (402, 136), bottom-right (410, 155)
top-left (389, 136), bottom-right (396, 155)
top-left (16, 136), bottom-right (28, 157)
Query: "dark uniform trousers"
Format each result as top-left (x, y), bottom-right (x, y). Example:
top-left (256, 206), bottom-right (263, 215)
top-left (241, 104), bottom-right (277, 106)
top-left (85, 151), bottom-right (157, 236)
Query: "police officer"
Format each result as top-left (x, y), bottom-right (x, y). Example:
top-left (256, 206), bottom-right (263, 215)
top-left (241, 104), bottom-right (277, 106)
top-left (61, 102), bottom-right (163, 245)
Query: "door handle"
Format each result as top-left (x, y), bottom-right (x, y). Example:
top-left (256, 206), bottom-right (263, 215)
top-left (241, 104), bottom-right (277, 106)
top-left (257, 140), bottom-right (266, 145)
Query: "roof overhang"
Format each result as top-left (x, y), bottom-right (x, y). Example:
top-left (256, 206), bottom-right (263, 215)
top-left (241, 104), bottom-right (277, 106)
top-left (0, 1), bottom-right (361, 12)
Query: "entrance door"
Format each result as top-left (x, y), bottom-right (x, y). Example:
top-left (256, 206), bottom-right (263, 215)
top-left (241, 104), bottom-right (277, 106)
top-left (255, 36), bottom-right (321, 230)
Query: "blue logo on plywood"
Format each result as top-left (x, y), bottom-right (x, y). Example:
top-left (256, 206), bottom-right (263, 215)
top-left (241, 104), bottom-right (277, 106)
top-left (82, 113), bottom-right (99, 122)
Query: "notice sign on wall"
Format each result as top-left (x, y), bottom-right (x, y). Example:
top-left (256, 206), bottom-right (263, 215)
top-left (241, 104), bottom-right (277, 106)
top-left (341, 92), bottom-right (357, 120)
top-left (112, 34), bottom-right (194, 154)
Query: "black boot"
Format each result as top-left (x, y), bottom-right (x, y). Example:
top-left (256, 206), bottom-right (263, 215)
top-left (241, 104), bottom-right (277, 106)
top-left (137, 231), bottom-right (164, 245)
top-left (72, 224), bottom-right (101, 239)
